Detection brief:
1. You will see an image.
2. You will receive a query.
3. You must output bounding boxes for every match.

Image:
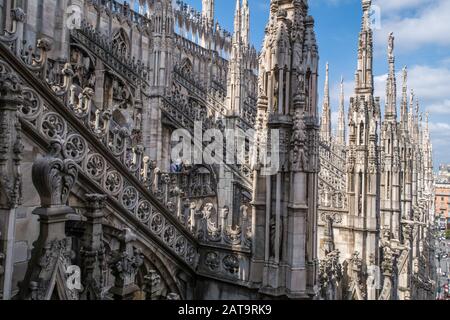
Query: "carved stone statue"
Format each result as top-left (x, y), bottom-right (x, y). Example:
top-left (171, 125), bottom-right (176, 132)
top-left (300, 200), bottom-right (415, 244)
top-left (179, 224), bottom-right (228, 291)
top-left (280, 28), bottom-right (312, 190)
top-left (291, 111), bottom-right (308, 172)
top-left (388, 32), bottom-right (394, 59)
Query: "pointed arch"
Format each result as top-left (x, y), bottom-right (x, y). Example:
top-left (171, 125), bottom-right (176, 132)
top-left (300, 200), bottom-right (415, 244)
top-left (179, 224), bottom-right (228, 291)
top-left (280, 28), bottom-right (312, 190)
top-left (179, 57), bottom-right (193, 75)
top-left (359, 121), bottom-right (365, 145)
top-left (112, 28), bottom-right (131, 58)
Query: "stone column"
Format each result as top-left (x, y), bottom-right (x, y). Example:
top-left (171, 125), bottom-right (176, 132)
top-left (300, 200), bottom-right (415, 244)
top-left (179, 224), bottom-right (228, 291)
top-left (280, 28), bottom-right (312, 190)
top-left (249, 98), bottom-right (269, 287)
top-left (93, 60), bottom-right (106, 110)
top-left (80, 194), bottom-right (107, 300)
top-left (0, 69), bottom-right (23, 300)
top-left (108, 228), bottom-right (144, 300)
top-left (19, 140), bottom-right (80, 300)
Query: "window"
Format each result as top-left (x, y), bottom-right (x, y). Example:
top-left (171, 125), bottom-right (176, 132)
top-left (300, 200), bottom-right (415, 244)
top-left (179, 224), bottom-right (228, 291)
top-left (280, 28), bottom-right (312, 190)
top-left (386, 174), bottom-right (390, 199)
top-left (359, 122), bottom-right (364, 145)
top-left (112, 29), bottom-right (130, 58)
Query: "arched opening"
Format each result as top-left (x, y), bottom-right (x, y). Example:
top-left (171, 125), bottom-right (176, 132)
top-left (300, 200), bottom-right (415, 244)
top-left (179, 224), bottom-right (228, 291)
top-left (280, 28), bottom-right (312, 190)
top-left (179, 57), bottom-right (193, 75)
top-left (112, 28), bottom-right (131, 58)
top-left (359, 121), bottom-right (365, 145)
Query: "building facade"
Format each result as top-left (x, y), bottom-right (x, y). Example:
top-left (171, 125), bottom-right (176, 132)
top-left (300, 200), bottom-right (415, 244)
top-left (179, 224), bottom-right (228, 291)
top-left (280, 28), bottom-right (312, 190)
top-left (0, 0), bottom-right (437, 300)
top-left (435, 183), bottom-right (450, 230)
top-left (317, 0), bottom-right (436, 300)
top-left (435, 165), bottom-right (450, 231)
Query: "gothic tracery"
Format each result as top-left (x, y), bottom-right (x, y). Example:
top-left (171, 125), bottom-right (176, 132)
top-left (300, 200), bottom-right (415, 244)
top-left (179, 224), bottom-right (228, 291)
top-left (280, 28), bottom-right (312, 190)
top-left (0, 0), bottom-right (438, 301)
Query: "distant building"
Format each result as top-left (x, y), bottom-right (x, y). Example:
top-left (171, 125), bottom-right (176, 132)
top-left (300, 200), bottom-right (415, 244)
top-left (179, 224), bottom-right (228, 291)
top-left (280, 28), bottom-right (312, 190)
top-left (435, 181), bottom-right (450, 230)
top-left (436, 164), bottom-right (450, 184)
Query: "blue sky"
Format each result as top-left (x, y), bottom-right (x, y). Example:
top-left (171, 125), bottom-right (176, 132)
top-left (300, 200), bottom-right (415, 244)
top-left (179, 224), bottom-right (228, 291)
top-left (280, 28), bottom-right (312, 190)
top-left (186, 0), bottom-right (450, 170)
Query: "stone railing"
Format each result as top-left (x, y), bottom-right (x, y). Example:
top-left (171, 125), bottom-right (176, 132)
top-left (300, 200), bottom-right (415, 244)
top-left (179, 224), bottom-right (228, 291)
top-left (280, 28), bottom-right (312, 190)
top-left (172, 64), bottom-right (256, 184)
top-left (71, 20), bottom-right (150, 88)
top-left (88, 0), bottom-right (152, 27)
top-left (162, 95), bottom-right (218, 133)
top-left (319, 141), bottom-right (347, 190)
top-left (174, 33), bottom-right (212, 61)
top-left (210, 78), bottom-right (226, 97)
top-left (173, 64), bottom-right (208, 96)
top-left (173, 0), bottom-right (232, 55)
top-left (0, 9), bottom-right (256, 282)
top-left (242, 99), bottom-right (257, 127)
top-left (318, 139), bottom-right (348, 212)
top-left (161, 96), bottom-right (253, 185)
top-left (0, 19), bottom-right (198, 270)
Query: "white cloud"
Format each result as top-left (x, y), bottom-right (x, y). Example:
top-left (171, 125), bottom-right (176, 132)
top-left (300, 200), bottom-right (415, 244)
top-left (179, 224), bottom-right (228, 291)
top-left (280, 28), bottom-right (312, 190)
top-left (373, 0), bottom-right (434, 13)
top-left (429, 122), bottom-right (450, 133)
top-left (428, 122), bottom-right (450, 164)
top-left (326, 64), bottom-right (450, 110)
top-left (374, 0), bottom-right (450, 52)
top-left (406, 65), bottom-right (450, 101)
top-left (255, 2), bottom-right (269, 11)
top-left (426, 100), bottom-right (450, 115)
top-left (370, 65), bottom-right (450, 110)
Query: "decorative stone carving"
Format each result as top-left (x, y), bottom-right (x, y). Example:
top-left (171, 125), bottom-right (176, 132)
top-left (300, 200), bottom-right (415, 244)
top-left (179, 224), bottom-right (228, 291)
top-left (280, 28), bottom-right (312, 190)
top-left (175, 236), bottom-right (187, 256)
top-left (0, 7), bottom-right (26, 56)
top-left (185, 246), bottom-right (197, 265)
top-left (222, 255), bottom-right (239, 275)
top-left (19, 140), bottom-right (80, 300)
top-left (0, 65), bottom-right (23, 209)
top-left (41, 112), bottom-right (67, 139)
top-left (32, 140), bottom-right (78, 207)
top-left (318, 249), bottom-right (342, 300)
top-left (166, 293), bottom-right (181, 300)
top-left (85, 153), bottom-right (106, 180)
top-left (32, 238), bottom-right (77, 300)
top-left (11, 8), bottom-right (27, 23)
top-left (205, 252), bottom-right (220, 272)
top-left (104, 171), bottom-right (123, 196)
top-left (0, 0), bottom-right (436, 301)
top-left (224, 225), bottom-right (242, 246)
top-left (291, 111), bottom-right (308, 172)
top-left (137, 200), bottom-right (152, 223)
top-left (143, 270), bottom-right (162, 300)
top-left (163, 225), bottom-right (176, 245)
top-left (366, 253), bottom-right (379, 301)
top-left (19, 88), bottom-right (43, 121)
top-left (108, 228), bottom-right (144, 300)
top-left (320, 212), bottom-right (342, 254)
top-left (80, 194), bottom-right (107, 300)
top-left (121, 186), bottom-right (138, 210)
top-left (63, 134), bottom-right (88, 162)
top-left (347, 251), bottom-right (366, 300)
top-left (381, 246), bottom-right (394, 277)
